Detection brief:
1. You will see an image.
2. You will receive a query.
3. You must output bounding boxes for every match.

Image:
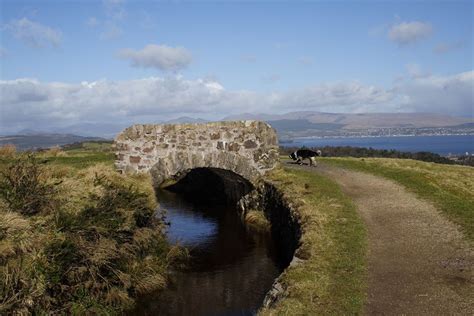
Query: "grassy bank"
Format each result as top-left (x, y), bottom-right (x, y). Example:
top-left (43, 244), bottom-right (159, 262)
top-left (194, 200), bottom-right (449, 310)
top-left (0, 147), bottom-right (182, 314)
top-left (261, 167), bottom-right (367, 315)
top-left (322, 157), bottom-right (474, 242)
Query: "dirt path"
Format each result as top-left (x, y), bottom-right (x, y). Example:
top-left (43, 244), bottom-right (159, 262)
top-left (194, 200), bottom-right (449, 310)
top-left (287, 161), bottom-right (473, 315)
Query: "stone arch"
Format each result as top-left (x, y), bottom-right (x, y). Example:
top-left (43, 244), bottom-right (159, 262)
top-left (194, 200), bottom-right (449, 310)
top-left (114, 121), bottom-right (279, 187)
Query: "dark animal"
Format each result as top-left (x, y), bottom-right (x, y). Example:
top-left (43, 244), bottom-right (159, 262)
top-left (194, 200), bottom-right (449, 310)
top-left (289, 149), bottom-right (322, 167)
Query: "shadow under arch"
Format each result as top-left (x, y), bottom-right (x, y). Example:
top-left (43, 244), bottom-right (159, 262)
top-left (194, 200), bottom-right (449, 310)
top-left (162, 167), bottom-right (254, 206)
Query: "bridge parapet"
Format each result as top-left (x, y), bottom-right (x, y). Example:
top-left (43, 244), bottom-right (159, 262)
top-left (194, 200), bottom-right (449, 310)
top-left (114, 121), bottom-right (279, 186)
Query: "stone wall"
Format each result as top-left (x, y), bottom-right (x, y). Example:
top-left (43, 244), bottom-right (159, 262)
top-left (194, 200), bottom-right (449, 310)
top-left (238, 180), bottom-right (303, 309)
top-left (114, 120), bottom-right (279, 186)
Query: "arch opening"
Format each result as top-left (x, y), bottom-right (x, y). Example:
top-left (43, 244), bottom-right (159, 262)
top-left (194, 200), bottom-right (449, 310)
top-left (163, 167), bottom-right (254, 206)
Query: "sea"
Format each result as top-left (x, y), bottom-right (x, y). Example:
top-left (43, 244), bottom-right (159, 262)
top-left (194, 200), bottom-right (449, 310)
top-left (281, 135), bottom-right (474, 156)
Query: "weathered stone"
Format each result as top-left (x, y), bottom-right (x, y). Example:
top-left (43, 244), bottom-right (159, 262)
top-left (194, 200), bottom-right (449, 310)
top-left (210, 132), bottom-right (221, 140)
top-left (243, 140), bottom-right (258, 149)
top-left (216, 141), bottom-right (225, 150)
top-left (114, 121), bottom-right (279, 186)
top-left (228, 142), bottom-right (240, 152)
top-left (129, 156), bottom-right (141, 163)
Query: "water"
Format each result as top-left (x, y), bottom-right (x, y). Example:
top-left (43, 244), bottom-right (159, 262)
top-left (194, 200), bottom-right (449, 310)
top-left (283, 135), bottom-right (474, 156)
top-left (134, 189), bottom-right (283, 316)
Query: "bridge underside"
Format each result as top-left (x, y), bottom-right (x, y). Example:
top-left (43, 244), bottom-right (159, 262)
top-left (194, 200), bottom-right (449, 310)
top-left (165, 167), bottom-right (254, 205)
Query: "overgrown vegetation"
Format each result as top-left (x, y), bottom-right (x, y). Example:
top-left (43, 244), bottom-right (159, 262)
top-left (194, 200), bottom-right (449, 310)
top-left (261, 167), bottom-right (367, 315)
top-left (281, 145), bottom-right (474, 166)
top-left (0, 144), bottom-right (17, 158)
top-left (322, 157), bottom-right (474, 241)
top-left (0, 154), bottom-right (58, 216)
top-left (244, 210), bottom-right (271, 232)
top-left (0, 149), bottom-right (183, 314)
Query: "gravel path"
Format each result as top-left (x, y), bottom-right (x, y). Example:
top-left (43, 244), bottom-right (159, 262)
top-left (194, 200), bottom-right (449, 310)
top-left (287, 161), bottom-right (473, 315)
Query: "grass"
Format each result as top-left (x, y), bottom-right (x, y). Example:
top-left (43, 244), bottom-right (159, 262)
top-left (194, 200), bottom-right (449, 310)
top-left (0, 144), bottom-right (115, 170)
top-left (0, 146), bottom-right (185, 314)
top-left (261, 167), bottom-right (367, 315)
top-left (244, 210), bottom-right (271, 232)
top-left (321, 157), bottom-right (474, 242)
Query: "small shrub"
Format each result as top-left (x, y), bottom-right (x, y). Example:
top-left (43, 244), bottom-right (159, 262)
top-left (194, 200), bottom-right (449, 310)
top-left (39, 173), bottom-right (168, 313)
top-left (0, 154), bottom-right (58, 216)
top-left (0, 144), bottom-right (17, 158)
top-left (0, 159), bottom-right (173, 314)
top-left (44, 146), bottom-right (67, 157)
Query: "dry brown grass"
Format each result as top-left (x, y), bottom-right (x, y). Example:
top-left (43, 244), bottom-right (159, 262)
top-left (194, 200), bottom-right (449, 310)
top-left (0, 144), bottom-right (17, 158)
top-left (244, 210), bottom-right (271, 231)
top-left (42, 146), bottom-right (68, 157)
top-left (0, 155), bottom-right (174, 314)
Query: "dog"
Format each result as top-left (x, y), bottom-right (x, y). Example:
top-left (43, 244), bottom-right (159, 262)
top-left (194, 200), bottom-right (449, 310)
top-left (289, 149), bottom-right (322, 167)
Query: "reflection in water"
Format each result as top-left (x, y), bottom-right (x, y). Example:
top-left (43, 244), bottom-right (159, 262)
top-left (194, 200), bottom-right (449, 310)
top-left (133, 189), bottom-right (284, 316)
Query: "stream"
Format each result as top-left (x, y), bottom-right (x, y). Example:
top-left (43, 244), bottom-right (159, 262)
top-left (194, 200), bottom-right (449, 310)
top-left (133, 189), bottom-right (285, 315)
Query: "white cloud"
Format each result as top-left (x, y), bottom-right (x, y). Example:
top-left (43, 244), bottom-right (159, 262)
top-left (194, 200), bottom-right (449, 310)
top-left (103, 0), bottom-right (126, 20)
top-left (405, 63), bottom-right (431, 79)
top-left (394, 71), bottom-right (473, 117)
top-left (88, 0), bottom-right (125, 40)
top-left (101, 21), bottom-right (122, 40)
top-left (388, 21), bottom-right (432, 45)
top-left (434, 41), bottom-right (465, 54)
top-left (119, 44), bottom-right (193, 71)
top-left (86, 17), bottom-right (100, 28)
top-left (5, 18), bottom-right (62, 47)
top-left (1, 71), bottom-right (472, 135)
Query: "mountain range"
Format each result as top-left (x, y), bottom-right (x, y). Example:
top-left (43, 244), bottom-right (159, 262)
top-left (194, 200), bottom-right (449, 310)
top-left (1, 112), bottom-right (472, 150)
top-left (223, 111), bottom-right (473, 129)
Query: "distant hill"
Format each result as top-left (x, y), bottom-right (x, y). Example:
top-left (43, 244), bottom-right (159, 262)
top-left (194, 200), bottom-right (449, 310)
top-left (0, 134), bottom-right (106, 151)
top-left (224, 111), bottom-right (472, 129)
top-left (223, 111), bottom-right (473, 138)
top-left (164, 116), bottom-right (209, 124)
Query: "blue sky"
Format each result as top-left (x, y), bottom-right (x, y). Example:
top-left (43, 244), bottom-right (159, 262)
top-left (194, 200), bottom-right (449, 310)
top-left (0, 0), bottom-right (472, 134)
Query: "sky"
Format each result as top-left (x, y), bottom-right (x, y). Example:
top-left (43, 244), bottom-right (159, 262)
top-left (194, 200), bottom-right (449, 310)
top-left (0, 0), bottom-right (473, 135)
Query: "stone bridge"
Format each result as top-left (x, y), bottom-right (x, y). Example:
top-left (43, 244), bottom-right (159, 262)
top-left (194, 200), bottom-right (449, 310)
top-left (114, 121), bottom-right (279, 187)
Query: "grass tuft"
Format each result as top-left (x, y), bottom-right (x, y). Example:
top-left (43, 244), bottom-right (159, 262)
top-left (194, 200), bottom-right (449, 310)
top-left (244, 210), bottom-right (271, 231)
top-left (0, 144), bottom-right (17, 158)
